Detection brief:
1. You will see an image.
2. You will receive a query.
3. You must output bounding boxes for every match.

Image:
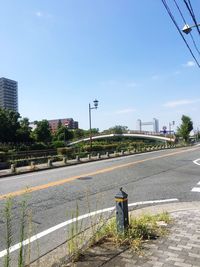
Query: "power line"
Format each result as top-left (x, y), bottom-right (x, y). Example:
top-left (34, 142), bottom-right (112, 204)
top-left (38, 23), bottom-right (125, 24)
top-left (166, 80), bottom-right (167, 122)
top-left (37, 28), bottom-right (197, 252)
top-left (173, 0), bottom-right (200, 56)
top-left (183, 0), bottom-right (200, 36)
top-left (161, 0), bottom-right (200, 68)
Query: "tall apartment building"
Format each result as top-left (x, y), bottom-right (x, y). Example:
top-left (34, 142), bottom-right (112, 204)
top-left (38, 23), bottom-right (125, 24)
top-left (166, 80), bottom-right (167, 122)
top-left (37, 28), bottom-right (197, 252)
top-left (0, 77), bottom-right (18, 112)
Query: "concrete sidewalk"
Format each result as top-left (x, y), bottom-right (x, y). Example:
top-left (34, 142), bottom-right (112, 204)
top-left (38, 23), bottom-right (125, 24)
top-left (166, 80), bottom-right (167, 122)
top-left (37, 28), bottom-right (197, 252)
top-left (64, 202), bottom-right (200, 267)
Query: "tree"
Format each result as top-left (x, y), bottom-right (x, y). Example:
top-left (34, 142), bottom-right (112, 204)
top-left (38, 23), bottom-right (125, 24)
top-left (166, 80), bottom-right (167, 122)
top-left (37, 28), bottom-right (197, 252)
top-left (0, 108), bottom-right (21, 142)
top-left (16, 117), bottom-right (32, 143)
top-left (72, 129), bottom-right (86, 139)
top-left (54, 126), bottom-right (73, 142)
top-left (85, 128), bottom-right (99, 137)
top-left (32, 120), bottom-right (52, 144)
top-left (57, 120), bottom-right (62, 129)
top-left (177, 115), bottom-right (193, 142)
top-left (103, 125), bottom-right (128, 134)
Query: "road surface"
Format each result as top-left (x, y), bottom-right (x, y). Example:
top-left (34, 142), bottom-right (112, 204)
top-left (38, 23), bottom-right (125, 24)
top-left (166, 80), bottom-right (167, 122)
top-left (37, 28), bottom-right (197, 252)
top-left (0, 145), bottom-right (200, 265)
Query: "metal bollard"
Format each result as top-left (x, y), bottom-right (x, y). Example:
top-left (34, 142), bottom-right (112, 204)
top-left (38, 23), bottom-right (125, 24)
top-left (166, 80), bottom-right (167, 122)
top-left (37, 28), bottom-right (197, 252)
top-left (115, 187), bottom-right (129, 234)
top-left (30, 161), bottom-right (35, 169)
top-left (63, 156), bottom-right (67, 164)
top-left (11, 163), bottom-right (16, 173)
top-left (47, 158), bottom-right (53, 167)
top-left (76, 155), bottom-right (80, 162)
top-left (121, 150), bottom-right (124, 156)
top-left (97, 153), bottom-right (101, 159)
top-left (88, 154), bottom-right (91, 160)
top-left (106, 152), bottom-right (109, 158)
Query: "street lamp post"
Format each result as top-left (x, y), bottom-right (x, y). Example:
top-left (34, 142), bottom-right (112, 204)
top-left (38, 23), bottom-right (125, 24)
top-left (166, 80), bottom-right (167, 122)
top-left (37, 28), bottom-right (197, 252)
top-left (89, 99), bottom-right (99, 151)
top-left (182, 23), bottom-right (200, 34)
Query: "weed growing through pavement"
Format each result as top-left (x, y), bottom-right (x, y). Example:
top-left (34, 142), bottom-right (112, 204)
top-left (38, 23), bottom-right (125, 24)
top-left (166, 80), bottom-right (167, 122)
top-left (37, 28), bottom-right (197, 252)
top-left (3, 195), bottom-right (32, 267)
top-left (18, 199), bottom-right (28, 267)
top-left (96, 212), bottom-right (171, 250)
top-left (67, 202), bottom-right (85, 262)
top-left (3, 198), bottom-right (13, 267)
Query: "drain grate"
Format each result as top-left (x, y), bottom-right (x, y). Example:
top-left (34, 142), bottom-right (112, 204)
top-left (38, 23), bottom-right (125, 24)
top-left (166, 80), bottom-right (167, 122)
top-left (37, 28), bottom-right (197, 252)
top-left (77, 176), bottom-right (92, 181)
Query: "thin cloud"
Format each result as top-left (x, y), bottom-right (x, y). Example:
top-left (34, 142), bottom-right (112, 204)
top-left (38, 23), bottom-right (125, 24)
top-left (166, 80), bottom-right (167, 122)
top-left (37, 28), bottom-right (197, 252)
top-left (183, 61), bottom-right (196, 67)
top-left (35, 11), bottom-right (43, 17)
top-left (163, 99), bottom-right (200, 108)
top-left (35, 11), bottom-right (52, 18)
top-left (115, 108), bottom-right (136, 114)
top-left (126, 82), bottom-right (138, 88)
top-left (151, 75), bottom-right (160, 80)
top-left (100, 80), bottom-right (138, 88)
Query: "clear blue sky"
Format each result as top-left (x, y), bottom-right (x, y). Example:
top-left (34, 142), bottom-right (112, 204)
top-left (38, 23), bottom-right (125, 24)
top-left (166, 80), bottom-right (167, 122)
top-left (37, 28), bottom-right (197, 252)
top-left (0, 0), bottom-right (199, 131)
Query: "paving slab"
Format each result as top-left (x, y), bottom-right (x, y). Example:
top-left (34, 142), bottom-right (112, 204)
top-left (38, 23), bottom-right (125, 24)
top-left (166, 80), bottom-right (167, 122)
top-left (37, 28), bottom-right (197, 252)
top-left (61, 204), bottom-right (200, 267)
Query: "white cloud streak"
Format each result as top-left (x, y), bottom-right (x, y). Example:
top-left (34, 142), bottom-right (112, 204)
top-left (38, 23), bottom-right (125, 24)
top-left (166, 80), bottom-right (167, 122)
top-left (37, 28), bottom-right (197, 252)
top-left (35, 11), bottom-right (52, 18)
top-left (100, 80), bottom-right (138, 88)
top-left (115, 108), bottom-right (136, 114)
top-left (163, 99), bottom-right (200, 108)
top-left (35, 11), bottom-right (43, 17)
top-left (183, 61), bottom-right (196, 67)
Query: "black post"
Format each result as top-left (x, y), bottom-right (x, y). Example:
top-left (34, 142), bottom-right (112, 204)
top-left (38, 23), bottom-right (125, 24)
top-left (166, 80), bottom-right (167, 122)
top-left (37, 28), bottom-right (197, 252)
top-left (115, 187), bottom-right (129, 234)
top-left (89, 103), bottom-right (92, 151)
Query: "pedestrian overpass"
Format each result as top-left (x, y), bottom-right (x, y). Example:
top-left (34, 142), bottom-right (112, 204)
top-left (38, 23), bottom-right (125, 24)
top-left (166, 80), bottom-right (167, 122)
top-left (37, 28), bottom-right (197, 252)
top-left (67, 133), bottom-right (175, 146)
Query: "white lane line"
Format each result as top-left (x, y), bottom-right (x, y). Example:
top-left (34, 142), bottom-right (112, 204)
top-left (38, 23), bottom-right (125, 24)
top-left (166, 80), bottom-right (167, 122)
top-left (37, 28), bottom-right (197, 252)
top-left (0, 198), bottom-right (178, 258)
top-left (191, 187), bottom-right (200, 192)
top-left (193, 159), bottom-right (200, 166)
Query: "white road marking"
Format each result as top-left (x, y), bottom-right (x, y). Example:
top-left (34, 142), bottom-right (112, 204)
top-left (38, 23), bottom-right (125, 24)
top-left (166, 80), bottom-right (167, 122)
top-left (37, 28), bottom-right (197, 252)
top-left (193, 159), bottom-right (200, 166)
top-left (191, 187), bottom-right (200, 192)
top-left (191, 159), bottom-right (200, 192)
top-left (0, 198), bottom-right (178, 258)
top-left (191, 160), bottom-right (200, 192)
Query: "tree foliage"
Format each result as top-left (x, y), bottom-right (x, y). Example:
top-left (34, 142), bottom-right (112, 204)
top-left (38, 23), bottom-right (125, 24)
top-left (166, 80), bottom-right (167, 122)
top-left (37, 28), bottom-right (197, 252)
top-left (54, 126), bottom-right (73, 142)
top-left (16, 117), bottom-right (32, 142)
top-left (102, 125), bottom-right (128, 134)
top-left (32, 120), bottom-right (52, 144)
top-left (177, 115), bottom-right (193, 142)
top-left (72, 128), bottom-right (86, 139)
top-left (0, 108), bottom-right (21, 142)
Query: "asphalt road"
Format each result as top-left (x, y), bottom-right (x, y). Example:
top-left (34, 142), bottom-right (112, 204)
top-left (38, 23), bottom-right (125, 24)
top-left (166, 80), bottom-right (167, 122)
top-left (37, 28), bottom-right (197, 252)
top-left (0, 145), bottom-right (200, 266)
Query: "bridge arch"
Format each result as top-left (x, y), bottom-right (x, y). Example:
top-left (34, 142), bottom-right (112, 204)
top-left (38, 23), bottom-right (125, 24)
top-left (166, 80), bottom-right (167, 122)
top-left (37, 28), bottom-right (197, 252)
top-left (67, 133), bottom-right (175, 146)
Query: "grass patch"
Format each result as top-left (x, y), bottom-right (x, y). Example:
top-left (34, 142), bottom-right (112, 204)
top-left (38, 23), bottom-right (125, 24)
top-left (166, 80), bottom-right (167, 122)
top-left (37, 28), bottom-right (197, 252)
top-left (66, 211), bottom-right (171, 264)
top-left (97, 212), bottom-right (170, 247)
top-left (97, 212), bottom-right (171, 249)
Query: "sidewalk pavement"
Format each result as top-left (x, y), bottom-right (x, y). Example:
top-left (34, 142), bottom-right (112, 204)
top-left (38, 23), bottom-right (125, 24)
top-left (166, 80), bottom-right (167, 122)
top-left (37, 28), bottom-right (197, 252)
top-left (63, 202), bottom-right (200, 267)
top-left (29, 202), bottom-right (200, 267)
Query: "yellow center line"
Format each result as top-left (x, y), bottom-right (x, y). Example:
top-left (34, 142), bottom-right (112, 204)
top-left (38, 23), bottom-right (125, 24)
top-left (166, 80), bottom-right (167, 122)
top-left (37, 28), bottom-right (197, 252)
top-left (0, 147), bottom-right (198, 200)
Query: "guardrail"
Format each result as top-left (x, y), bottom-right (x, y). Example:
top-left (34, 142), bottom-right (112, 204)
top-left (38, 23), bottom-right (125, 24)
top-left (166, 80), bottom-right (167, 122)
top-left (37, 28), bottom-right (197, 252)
top-left (2, 143), bottom-right (182, 176)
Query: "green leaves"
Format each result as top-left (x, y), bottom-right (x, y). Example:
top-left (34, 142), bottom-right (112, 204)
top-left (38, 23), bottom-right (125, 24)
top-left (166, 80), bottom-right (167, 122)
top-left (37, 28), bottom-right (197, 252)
top-left (32, 120), bottom-right (52, 144)
top-left (0, 108), bottom-right (20, 142)
top-left (177, 115), bottom-right (193, 142)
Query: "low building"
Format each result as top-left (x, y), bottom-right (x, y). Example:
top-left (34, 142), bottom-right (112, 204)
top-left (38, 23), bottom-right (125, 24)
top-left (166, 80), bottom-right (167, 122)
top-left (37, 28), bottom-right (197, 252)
top-left (48, 118), bottom-right (79, 133)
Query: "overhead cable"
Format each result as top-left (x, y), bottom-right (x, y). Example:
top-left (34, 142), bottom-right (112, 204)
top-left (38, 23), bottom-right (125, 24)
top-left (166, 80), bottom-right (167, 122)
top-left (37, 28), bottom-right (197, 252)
top-left (183, 0), bottom-right (200, 36)
top-left (173, 0), bottom-right (200, 56)
top-left (161, 0), bottom-right (200, 68)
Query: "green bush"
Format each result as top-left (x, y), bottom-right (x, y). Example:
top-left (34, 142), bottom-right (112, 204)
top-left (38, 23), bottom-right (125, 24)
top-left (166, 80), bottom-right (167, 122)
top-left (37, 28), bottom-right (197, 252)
top-left (30, 142), bottom-right (48, 150)
top-left (0, 151), bottom-right (7, 162)
top-left (52, 140), bottom-right (65, 148)
top-left (57, 147), bottom-right (74, 156)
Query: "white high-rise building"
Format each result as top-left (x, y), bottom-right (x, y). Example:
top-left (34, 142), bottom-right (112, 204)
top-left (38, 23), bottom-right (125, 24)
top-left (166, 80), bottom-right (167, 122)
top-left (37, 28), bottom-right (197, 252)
top-left (136, 118), bottom-right (159, 133)
top-left (0, 77), bottom-right (18, 112)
